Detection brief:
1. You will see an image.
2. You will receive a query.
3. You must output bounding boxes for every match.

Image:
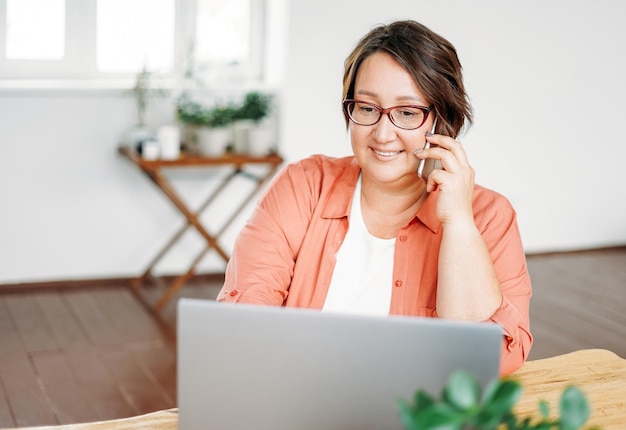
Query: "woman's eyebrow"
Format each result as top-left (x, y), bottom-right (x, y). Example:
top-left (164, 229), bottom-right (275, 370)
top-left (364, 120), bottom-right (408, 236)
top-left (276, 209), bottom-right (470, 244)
top-left (353, 90), bottom-right (426, 105)
top-left (353, 89), bottom-right (378, 99)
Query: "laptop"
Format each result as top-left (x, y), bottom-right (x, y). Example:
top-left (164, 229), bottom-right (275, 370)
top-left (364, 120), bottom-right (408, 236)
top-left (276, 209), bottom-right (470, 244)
top-left (177, 298), bottom-right (501, 430)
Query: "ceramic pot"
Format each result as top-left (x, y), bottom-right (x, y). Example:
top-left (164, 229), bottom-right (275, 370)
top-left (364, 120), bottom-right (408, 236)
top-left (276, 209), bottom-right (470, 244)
top-left (247, 126), bottom-right (276, 157)
top-left (197, 126), bottom-right (232, 157)
top-left (231, 120), bottom-right (255, 154)
top-left (158, 125), bottom-right (181, 160)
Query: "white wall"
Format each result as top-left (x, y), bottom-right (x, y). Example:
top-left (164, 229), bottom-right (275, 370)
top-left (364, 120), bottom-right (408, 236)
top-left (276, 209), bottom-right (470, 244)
top-left (280, 0), bottom-right (626, 251)
top-left (1, 0), bottom-right (625, 284)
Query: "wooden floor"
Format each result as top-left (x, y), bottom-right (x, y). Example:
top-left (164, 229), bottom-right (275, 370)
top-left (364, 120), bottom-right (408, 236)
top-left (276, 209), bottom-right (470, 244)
top-left (0, 247), bottom-right (624, 428)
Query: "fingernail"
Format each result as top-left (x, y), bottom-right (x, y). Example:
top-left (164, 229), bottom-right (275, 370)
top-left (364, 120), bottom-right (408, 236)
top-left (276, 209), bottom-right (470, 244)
top-left (425, 132), bottom-right (433, 137)
top-left (413, 149), bottom-right (423, 155)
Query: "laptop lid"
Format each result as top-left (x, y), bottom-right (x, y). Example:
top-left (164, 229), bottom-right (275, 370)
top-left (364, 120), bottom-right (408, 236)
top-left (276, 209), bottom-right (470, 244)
top-left (177, 298), bottom-right (501, 430)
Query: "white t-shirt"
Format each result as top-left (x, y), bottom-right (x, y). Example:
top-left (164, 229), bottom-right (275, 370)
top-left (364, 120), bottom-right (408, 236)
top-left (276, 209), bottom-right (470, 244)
top-left (322, 175), bottom-right (395, 316)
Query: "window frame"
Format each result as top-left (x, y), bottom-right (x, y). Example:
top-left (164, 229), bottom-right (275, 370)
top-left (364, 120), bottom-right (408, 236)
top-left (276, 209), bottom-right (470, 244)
top-left (0, 0), bottom-right (266, 88)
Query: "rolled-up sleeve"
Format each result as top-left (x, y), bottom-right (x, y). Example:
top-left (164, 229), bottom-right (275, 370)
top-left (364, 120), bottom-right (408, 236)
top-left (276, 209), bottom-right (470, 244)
top-left (217, 156), bottom-right (352, 307)
top-left (217, 164), bottom-right (304, 305)
top-left (477, 190), bottom-right (533, 375)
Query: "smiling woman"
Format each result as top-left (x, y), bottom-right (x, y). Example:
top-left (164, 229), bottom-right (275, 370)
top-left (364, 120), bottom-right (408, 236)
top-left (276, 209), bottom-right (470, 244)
top-left (216, 19), bottom-right (533, 376)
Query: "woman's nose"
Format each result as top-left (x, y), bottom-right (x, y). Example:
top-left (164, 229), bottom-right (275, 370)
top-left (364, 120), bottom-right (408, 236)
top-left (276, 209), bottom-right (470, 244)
top-left (373, 113), bottom-right (398, 143)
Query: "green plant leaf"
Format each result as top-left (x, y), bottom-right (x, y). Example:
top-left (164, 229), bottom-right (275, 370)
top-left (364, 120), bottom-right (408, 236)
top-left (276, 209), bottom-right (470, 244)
top-left (175, 98), bottom-right (210, 126)
top-left (399, 372), bottom-right (591, 430)
top-left (479, 378), bottom-right (500, 405)
top-left (474, 410), bottom-right (515, 430)
top-left (208, 105), bottom-right (236, 127)
top-left (398, 390), bottom-right (438, 429)
top-left (398, 400), bottom-right (420, 430)
top-left (559, 386), bottom-right (590, 430)
top-left (538, 399), bottom-right (550, 418)
top-left (411, 403), bottom-right (464, 430)
top-left (516, 415), bottom-right (531, 430)
top-left (442, 370), bottom-right (480, 412)
top-left (413, 390), bottom-right (436, 413)
top-left (481, 379), bottom-right (522, 417)
top-left (235, 91), bottom-right (272, 122)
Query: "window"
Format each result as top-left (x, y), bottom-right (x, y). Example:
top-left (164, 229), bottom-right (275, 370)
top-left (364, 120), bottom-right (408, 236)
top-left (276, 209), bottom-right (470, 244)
top-left (6, 0), bottom-right (65, 60)
top-left (196, 0), bottom-right (251, 64)
top-left (0, 0), bottom-right (266, 85)
top-left (96, 0), bottom-right (176, 73)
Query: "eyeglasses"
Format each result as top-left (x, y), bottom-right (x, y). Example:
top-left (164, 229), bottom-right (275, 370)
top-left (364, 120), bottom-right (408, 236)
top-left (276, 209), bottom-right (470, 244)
top-left (343, 99), bottom-right (434, 130)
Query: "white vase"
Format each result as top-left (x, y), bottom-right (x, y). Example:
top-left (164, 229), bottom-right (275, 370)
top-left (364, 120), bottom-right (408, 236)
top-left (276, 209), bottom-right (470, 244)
top-left (157, 125), bottom-right (181, 160)
top-left (181, 124), bottom-right (200, 154)
top-left (248, 126), bottom-right (276, 157)
top-left (231, 120), bottom-right (255, 154)
top-left (141, 139), bottom-right (160, 160)
top-left (197, 127), bottom-right (232, 157)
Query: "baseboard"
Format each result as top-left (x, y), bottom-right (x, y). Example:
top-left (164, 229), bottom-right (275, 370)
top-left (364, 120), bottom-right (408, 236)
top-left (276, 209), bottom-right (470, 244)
top-left (0, 272), bottom-right (226, 293)
top-left (525, 244), bottom-right (626, 258)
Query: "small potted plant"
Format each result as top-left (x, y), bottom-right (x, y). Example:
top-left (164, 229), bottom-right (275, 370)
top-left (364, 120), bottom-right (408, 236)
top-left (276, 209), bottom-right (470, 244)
top-left (126, 65), bottom-right (168, 147)
top-left (398, 370), bottom-right (596, 430)
top-left (235, 91), bottom-right (272, 123)
top-left (175, 96), bottom-right (209, 152)
top-left (231, 91), bottom-right (274, 155)
top-left (196, 104), bottom-right (237, 157)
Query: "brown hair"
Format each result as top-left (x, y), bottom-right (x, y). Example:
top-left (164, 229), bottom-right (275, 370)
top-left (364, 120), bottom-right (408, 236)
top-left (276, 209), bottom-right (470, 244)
top-left (342, 20), bottom-right (472, 138)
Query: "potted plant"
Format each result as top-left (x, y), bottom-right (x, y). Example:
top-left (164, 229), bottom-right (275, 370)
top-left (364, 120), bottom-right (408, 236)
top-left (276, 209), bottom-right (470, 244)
top-left (235, 91), bottom-right (272, 123)
top-left (175, 96), bottom-right (209, 152)
top-left (231, 91), bottom-right (274, 154)
top-left (126, 65), bottom-right (168, 146)
top-left (398, 370), bottom-right (596, 430)
top-left (196, 104), bottom-right (237, 157)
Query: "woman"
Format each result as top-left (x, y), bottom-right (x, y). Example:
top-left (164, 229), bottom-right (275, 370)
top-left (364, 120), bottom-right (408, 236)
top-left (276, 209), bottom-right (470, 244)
top-left (217, 20), bottom-right (532, 375)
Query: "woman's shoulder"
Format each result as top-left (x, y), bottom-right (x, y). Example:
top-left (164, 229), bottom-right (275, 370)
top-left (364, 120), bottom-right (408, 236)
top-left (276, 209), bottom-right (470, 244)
top-left (265, 154), bottom-right (359, 214)
top-left (473, 184), bottom-right (513, 207)
top-left (280, 154), bottom-right (358, 182)
top-left (472, 184), bottom-right (518, 223)
top-left (287, 154), bottom-right (356, 171)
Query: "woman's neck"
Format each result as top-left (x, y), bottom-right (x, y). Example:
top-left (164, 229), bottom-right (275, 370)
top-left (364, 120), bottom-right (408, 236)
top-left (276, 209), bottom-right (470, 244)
top-left (359, 175), bottom-right (428, 239)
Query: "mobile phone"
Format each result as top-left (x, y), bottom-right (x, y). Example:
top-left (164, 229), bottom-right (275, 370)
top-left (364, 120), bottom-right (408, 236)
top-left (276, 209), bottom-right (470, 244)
top-left (416, 118), bottom-right (441, 182)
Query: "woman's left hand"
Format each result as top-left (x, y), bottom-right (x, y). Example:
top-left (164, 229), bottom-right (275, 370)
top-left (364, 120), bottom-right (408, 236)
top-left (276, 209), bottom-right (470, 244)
top-left (415, 133), bottom-right (475, 225)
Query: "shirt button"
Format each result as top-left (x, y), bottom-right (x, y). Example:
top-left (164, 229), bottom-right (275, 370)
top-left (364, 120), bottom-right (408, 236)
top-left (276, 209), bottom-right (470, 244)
top-left (399, 235), bottom-right (408, 242)
top-left (394, 280), bottom-right (403, 287)
top-left (229, 290), bottom-right (239, 297)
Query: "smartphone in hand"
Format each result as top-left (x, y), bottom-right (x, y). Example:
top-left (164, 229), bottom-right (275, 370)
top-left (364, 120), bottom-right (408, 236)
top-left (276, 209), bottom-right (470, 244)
top-left (417, 118), bottom-right (441, 182)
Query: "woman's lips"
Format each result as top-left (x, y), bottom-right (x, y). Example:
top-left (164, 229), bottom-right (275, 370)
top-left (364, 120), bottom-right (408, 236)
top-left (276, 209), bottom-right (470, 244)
top-left (372, 148), bottom-right (403, 157)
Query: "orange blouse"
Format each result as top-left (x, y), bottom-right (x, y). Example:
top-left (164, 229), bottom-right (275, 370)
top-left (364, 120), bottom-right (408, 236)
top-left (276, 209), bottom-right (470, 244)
top-left (218, 155), bottom-right (533, 375)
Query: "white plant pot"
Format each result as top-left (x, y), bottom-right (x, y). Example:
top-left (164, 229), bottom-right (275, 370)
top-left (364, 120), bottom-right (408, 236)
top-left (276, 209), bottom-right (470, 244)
top-left (181, 124), bottom-right (200, 153)
top-left (157, 125), bottom-right (181, 160)
top-left (232, 120), bottom-right (255, 154)
top-left (197, 127), bottom-right (232, 157)
top-left (248, 126), bottom-right (276, 157)
top-left (141, 140), bottom-right (160, 160)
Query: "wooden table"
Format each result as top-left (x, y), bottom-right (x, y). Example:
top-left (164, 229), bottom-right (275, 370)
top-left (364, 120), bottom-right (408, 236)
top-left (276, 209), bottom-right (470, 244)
top-left (118, 146), bottom-right (283, 312)
top-left (513, 349), bottom-right (625, 428)
top-left (8, 349), bottom-right (625, 429)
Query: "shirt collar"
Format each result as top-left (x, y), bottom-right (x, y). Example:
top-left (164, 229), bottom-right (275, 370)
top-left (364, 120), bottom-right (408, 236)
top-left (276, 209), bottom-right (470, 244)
top-left (415, 189), bottom-right (441, 233)
top-left (321, 157), bottom-right (361, 219)
top-left (321, 156), bottom-right (442, 234)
